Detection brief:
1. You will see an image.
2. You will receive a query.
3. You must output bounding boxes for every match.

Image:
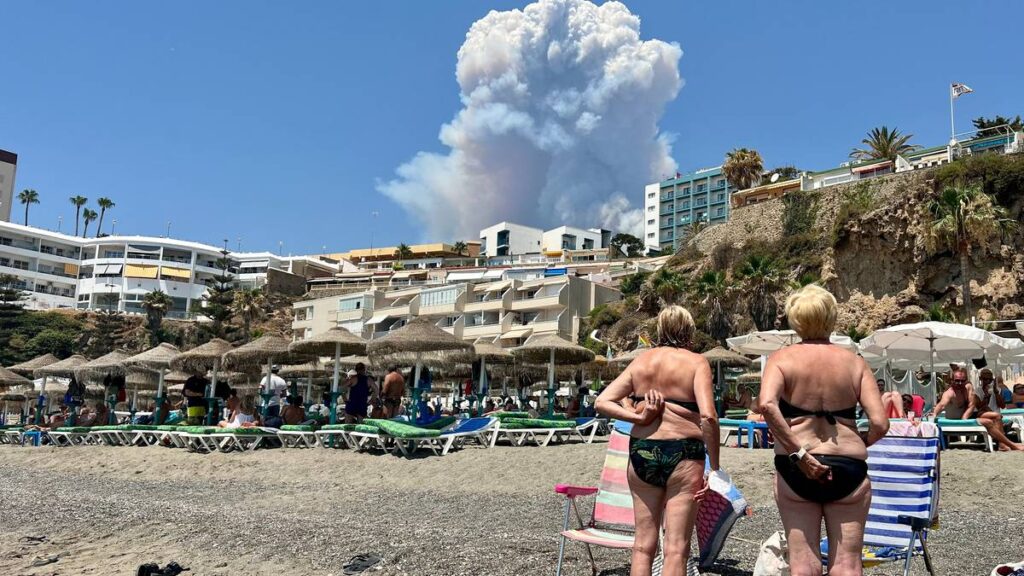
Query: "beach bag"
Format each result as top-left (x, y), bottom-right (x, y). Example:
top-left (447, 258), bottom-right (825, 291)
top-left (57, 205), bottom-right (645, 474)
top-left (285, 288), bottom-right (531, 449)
top-left (696, 468), bottom-right (749, 568)
top-left (753, 532), bottom-right (789, 576)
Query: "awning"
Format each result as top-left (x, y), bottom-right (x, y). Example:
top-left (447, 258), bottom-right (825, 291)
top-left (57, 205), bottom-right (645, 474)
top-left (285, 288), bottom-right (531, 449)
top-left (391, 269), bottom-right (428, 279)
top-left (483, 269), bottom-right (505, 279)
top-left (96, 264), bottom-right (123, 275)
top-left (127, 244), bottom-right (161, 254)
top-left (852, 160), bottom-right (892, 174)
top-left (125, 264), bottom-right (158, 279)
top-left (365, 312), bottom-right (396, 325)
top-left (500, 327), bottom-right (533, 340)
top-left (447, 270), bottom-right (486, 282)
top-left (63, 263), bottom-right (80, 276)
top-left (161, 266), bottom-right (191, 280)
top-left (479, 280), bottom-right (511, 292)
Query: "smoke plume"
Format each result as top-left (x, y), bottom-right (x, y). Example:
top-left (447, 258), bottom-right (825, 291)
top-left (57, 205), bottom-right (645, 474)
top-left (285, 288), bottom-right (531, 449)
top-left (377, 0), bottom-right (681, 240)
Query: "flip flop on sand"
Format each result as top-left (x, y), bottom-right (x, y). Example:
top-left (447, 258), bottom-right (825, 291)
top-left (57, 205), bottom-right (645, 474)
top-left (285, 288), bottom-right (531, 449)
top-left (343, 554), bottom-right (382, 575)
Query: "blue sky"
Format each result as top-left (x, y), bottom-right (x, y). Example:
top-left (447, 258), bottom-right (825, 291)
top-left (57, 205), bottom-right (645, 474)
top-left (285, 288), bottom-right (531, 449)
top-left (3, 1), bottom-right (1020, 254)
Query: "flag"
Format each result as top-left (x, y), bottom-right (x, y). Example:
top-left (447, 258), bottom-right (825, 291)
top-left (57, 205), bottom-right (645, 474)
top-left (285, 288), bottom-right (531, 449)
top-left (951, 82), bottom-right (974, 99)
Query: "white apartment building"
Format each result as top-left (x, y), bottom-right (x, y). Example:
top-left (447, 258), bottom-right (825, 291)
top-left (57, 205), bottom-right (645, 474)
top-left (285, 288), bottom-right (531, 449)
top-left (480, 221), bottom-right (611, 264)
top-left (292, 274), bottom-right (620, 348)
top-left (0, 150), bottom-right (17, 223)
top-left (0, 221), bottom-right (337, 315)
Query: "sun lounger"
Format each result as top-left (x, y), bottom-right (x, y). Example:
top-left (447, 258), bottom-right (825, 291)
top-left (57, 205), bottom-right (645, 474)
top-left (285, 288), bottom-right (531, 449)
top-left (174, 426), bottom-right (223, 452)
top-left (347, 423), bottom-right (393, 452)
top-left (495, 417), bottom-right (575, 447)
top-left (934, 416), bottom-right (1013, 452)
top-left (276, 425), bottom-right (320, 448)
top-left (822, 421), bottom-right (940, 576)
top-left (393, 417), bottom-right (499, 456)
top-left (0, 427), bottom-right (20, 444)
top-left (718, 418), bottom-right (769, 449)
top-left (89, 425), bottom-right (137, 446)
top-left (314, 423), bottom-right (363, 449)
top-left (571, 417), bottom-right (602, 444)
top-left (47, 427), bottom-right (94, 446)
top-left (212, 427), bottom-right (281, 451)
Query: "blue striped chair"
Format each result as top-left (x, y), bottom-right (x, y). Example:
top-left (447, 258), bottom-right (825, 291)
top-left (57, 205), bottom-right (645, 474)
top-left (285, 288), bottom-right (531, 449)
top-left (859, 425), bottom-right (940, 576)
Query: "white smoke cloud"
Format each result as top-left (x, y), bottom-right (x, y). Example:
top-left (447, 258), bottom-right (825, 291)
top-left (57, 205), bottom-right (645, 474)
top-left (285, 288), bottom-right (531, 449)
top-left (377, 0), bottom-right (681, 241)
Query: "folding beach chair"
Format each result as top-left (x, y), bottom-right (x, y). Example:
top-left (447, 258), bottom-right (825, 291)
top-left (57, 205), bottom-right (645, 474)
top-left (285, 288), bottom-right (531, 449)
top-left (47, 427), bottom-right (93, 446)
top-left (276, 425), bottom-right (320, 448)
top-left (718, 418), bottom-right (769, 449)
top-left (824, 422), bottom-right (940, 576)
top-left (571, 418), bottom-right (602, 444)
top-left (314, 423), bottom-right (359, 449)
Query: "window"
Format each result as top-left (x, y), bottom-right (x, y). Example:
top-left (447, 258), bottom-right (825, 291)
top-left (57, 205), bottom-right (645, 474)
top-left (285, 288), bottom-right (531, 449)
top-left (647, 233), bottom-right (655, 239)
top-left (647, 192), bottom-right (655, 199)
top-left (647, 206), bottom-right (654, 212)
top-left (681, 201), bottom-right (690, 209)
top-left (681, 187), bottom-right (690, 194)
top-left (338, 298), bottom-right (362, 311)
top-left (647, 219), bottom-right (655, 225)
top-left (103, 250), bottom-right (124, 259)
top-left (421, 287), bottom-right (458, 307)
top-left (716, 207), bottom-right (725, 217)
top-left (697, 183), bottom-right (706, 192)
top-left (717, 193), bottom-right (725, 202)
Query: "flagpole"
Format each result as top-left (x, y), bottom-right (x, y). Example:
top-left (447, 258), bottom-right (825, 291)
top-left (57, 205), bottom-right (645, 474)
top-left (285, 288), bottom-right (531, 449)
top-left (949, 83), bottom-right (956, 141)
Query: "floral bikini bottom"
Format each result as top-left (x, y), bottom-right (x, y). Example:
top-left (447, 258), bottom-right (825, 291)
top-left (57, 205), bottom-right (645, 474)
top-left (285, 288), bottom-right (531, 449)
top-left (628, 437), bottom-right (706, 488)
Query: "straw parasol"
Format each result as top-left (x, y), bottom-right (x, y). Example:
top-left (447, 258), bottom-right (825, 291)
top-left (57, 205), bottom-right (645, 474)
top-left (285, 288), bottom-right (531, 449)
top-left (34, 355), bottom-right (88, 379)
top-left (170, 338), bottom-right (234, 421)
top-left (223, 334), bottom-right (306, 418)
top-left (123, 343), bottom-right (180, 420)
top-left (472, 342), bottom-right (515, 404)
top-left (0, 366), bottom-right (32, 390)
top-left (366, 317), bottom-right (474, 420)
top-left (737, 372), bottom-right (761, 385)
top-left (289, 327), bottom-right (367, 422)
top-left (8, 353), bottom-right (59, 376)
top-left (512, 335), bottom-right (595, 416)
top-left (74, 349), bottom-right (132, 383)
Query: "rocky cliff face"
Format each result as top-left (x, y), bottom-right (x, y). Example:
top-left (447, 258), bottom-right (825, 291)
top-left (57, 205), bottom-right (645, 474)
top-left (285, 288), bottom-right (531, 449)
top-left (610, 154), bottom-right (1024, 347)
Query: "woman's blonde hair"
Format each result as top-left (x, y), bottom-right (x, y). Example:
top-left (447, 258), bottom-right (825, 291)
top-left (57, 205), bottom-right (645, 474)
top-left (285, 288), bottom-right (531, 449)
top-left (785, 284), bottom-right (837, 340)
top-left (656, 305), bottom-right (695, 349)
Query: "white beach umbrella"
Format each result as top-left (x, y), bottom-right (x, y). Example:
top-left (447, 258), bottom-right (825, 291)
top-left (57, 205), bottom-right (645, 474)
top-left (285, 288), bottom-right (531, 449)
top-left (726, 330), bottom-right (855, 356)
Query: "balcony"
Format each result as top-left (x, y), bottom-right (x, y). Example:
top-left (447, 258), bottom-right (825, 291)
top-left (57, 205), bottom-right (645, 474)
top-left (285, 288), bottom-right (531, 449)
top-left (712, 181), bottom-right (727, 190)
top-left (509, 293), bottom-right (564, 311)
top-left (334, 308), bottom-right (367, 322)
top-left (464, 298), bottom-right (504, 313)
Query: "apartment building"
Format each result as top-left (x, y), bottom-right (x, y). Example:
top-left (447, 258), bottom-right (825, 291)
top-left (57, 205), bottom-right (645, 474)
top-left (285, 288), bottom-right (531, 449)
top-left (0, 221), bottom-right (337, 314)
top-left (0, 149), bottom-right (16, 223)
top-left (292, 274), bottom-right (620, 348)
top-left (643, 166), bottom-right (734, 252)
top-left (479, 221), bottom-right (611, 263)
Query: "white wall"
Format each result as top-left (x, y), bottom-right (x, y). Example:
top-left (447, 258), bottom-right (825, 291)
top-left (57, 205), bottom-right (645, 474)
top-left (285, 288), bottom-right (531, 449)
top-left (541, 226), bottom-right (603, 253)
top-left (643, 182), bottom-right (660, 248)
top-left (0, 152), bottom-right (15, 223)
top-left (479, 222), bottom-right (543, 257)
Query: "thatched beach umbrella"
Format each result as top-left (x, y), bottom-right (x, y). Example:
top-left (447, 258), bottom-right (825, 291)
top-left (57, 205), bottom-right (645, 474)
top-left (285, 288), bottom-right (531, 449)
top-left (8, 353), bottom-right (59, 376)
top-left (74, 349), bottom-right (132, 383)
top-left (171, 338), bottom-right (235, 422)
top-left (512, 335), bottom-right (595, 417)
top-left (289, 327), bottom-right (367, 424)
top-left (366, 317), bottom-right (474, 421)
top-left (223, 334), bottom-right (303, 418)
top-left (473, 342), bottom-right (514, 405)
top-left (703, 347), bottom-right (753, 414)
top-left (0, 366), bottom-right (32, 390)
top-left (32, 355), bottom-right (88, 424)
top-left (123, 343), bottom-right (180, 422)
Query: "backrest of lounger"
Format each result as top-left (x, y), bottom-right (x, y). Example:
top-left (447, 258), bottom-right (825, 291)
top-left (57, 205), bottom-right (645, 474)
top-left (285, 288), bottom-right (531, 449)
top-left (864, 426), bottom-right (939, 549)
top-left (451, 417), bottom-right (494, 433)
top-left (592, 428), bottom-right (634, 531)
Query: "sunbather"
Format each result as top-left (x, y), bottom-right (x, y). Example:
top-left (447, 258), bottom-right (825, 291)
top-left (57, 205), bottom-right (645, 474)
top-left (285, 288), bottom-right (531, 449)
top-left (382, 365), bottom-right (405, 418)
top-left (218, 395), bottom-right (257, 429)
top-left (928, 367), bottom-right (1022, 451)
top-left (78, 402), bottom-right (109, 427)
top-left (282, 395), bottom-right (307, 426)
top-left (877, 379), bottom-right (905, 419)
top-left (596, 305), bottom-right (719, 576)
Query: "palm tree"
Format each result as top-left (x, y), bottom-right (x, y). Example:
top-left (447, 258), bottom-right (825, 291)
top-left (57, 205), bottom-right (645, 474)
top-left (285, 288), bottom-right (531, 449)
top-left (650, 268), bottom-right (685, 305)
top-left (695, 270), bottom-right (732, 344)
top-left (81, 208), bottom-right (98, 237)
top-left (141, 290), bottom-right (173, 345)
top-left (397, 243), bottom-right (414, 262)
top-left (722, 148), bottom-right (764, 190)
top-left (17, 189), bottom-right (39, 226)
top-left (925, 184), bottom-right (1015, 317)
top-left (231, 288), bottom-right (266, 341)
top-left (69, 196), bottom-right (88, 235)
top-left (737, 254), bottom-right (783, 331)
top-left (850, 126), bottom-right (919, 162)
top-left (452, 241), bottom-right (468, 256)
top-left (95, 197), bottom-right (114, 237)
top-left (681, 219), bottom-right (709, 242)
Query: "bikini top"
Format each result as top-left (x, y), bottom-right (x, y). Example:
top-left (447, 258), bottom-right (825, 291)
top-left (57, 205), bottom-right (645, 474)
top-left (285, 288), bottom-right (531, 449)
top-left (779, 398), bottom-right (857, 425)
top-left (629, 395), bottom-right (699, 412)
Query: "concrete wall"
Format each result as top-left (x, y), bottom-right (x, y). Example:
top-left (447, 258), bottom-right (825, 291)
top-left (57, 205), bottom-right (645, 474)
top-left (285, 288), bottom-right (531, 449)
top-left (266, 268), bottom-right (307, 296)
top-left (479, 222), bottom-right (543, 257)
top-left (0, 150), bottom-right (16, 223)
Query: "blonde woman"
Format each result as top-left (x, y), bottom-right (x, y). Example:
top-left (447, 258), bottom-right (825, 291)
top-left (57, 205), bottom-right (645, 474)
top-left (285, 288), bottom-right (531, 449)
top-left (757, 285), bottom-right (888, 576)
top-left (596, 306), bottom-right (719, 576)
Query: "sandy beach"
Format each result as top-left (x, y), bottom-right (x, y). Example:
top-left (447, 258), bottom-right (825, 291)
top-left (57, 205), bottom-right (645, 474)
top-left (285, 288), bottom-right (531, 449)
top-left (1, 441), bottom-right (1022, 576)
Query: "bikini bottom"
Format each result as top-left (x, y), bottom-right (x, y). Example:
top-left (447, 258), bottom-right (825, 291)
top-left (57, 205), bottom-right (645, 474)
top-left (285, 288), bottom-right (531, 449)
top-left (773, 454), bottom-right (868, 504)
top-left (628, 437), bottom-right (706, 488)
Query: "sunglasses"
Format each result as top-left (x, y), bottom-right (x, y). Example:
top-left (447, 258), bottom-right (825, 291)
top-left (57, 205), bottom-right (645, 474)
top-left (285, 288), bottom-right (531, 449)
top-left (952, 379), bottom-right (967, 384)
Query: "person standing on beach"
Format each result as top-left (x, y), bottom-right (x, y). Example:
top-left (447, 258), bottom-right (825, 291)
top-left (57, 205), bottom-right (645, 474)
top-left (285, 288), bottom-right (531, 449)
top-left (758, 285), bottom-right (888, 576)
top-left (183, 374), bottom-right (209, 425)
top-left (595, 306), bottom-right (719, 576)
top-left (344, 363), bottom-right (374, 423)
top-left (382, 366), bottom-right (405, 418)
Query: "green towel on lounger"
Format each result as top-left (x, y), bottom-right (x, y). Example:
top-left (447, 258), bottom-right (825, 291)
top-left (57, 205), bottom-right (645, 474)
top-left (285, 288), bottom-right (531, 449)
top-left (280, 424), bottom-right (315, 432)
top-left (176, 426), bottom-right (218, 434)
top-left (54, 427), bottom-right (92, 433)
top-left (418, 416), bottom-right (457, 430)
top-left (363, 419), bottom-right (440, 438)
top-left (226, 428), bottom-right (272, 435)
top-left (319, 423), bottom-right (361, 431)
top-left (499, 418), bottom-right (574, 429)
top-left (493, 412), bottom-right (532, 420)
top-left (156, 425), bottom-right (179, 431)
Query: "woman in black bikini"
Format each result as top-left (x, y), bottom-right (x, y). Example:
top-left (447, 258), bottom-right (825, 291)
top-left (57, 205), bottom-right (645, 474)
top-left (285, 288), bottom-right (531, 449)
top-left (758, 285), bottom-right (889, 576)
top-left (595, 305), bottom-right (719, 576)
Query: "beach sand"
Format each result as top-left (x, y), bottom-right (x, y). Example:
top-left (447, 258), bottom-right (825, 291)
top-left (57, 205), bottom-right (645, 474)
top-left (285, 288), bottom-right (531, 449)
top-left (0, 441), bottom-right (1021, 576)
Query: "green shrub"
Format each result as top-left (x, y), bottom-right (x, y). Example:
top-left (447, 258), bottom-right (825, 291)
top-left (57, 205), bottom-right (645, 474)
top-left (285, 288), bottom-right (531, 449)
top-left (782, 190), bottom-right (820, 236)
top-left (618, 271), bottom-right (649, 296)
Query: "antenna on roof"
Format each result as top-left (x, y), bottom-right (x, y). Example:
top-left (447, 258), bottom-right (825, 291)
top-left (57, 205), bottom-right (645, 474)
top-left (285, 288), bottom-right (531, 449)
top-left (770, 173), bottom-right (780, 183)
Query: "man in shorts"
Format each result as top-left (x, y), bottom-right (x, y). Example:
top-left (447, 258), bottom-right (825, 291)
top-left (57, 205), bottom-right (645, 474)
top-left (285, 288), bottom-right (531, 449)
top-left (183, 374), bottom-right (210, 425)
top-left (381, 365), bottom-right (405, 418)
